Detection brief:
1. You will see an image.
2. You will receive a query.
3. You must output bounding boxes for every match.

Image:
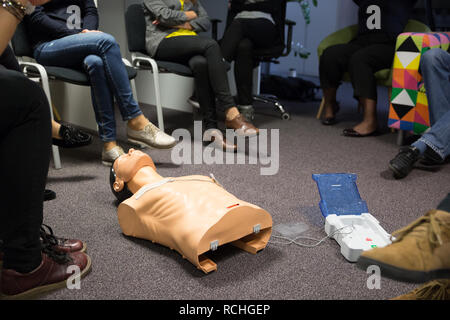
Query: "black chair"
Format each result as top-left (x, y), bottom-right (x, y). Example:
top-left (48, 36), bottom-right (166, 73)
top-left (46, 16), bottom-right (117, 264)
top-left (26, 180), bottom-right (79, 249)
top-left (11, 21), bottom-right (138, 169)
top-left (211, 0), bottom-right (296, 120)
top-left (125, 3), bottom-right (199, 132)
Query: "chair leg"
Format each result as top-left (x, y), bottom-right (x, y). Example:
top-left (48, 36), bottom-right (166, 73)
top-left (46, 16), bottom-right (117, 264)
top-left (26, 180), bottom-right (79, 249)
top-left (316, 97), bottom-right (325, 119)
top-left (148, 59), bottom-right (165, 132)
top-left (253, 94), bottom-right (290, 120)
top-left (397, 129), bottom-right (405, 146)
top-left (41, 79), bottom-right (62, 170)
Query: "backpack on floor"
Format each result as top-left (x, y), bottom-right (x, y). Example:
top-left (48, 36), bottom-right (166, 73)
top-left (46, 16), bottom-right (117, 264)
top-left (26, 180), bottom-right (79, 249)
top-left (260, 74), bottom-right (319, 102)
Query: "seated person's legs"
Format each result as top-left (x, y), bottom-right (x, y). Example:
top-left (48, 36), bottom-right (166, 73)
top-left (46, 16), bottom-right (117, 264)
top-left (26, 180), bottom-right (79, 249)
top-left (344, 42), bottom-right (395, 136)
top-left (220, 18), bottom-right (277, 112)
top-left (319, 42), bottom-right (362, 124)
top-left (0, 69), bottom-right (90, 299)
top-left (389, 48), bottom-right (450, 179)
top-left (188, 55), bottom-right (236, 151)
top-left (155, 36), bottom-right (258, 139)
top-left (34, 32), bottom-right (176, 164)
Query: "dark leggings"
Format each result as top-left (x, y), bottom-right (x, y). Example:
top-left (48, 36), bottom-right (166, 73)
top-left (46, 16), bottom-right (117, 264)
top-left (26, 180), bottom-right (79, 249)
top-left (0, 45), bottom-right (20, 72)
top-left (155, 36), bottom-right (235, 130)
top-left (220, 18), bottom-right (277, 106)
top-left (0, 68), bottom-right (51, 273)
top-left (319, 32), bottom-right (396, 101)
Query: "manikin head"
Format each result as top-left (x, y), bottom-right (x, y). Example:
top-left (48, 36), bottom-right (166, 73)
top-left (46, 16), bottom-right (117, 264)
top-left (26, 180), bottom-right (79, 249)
top-left (110, 149), bottom-right (156, 202)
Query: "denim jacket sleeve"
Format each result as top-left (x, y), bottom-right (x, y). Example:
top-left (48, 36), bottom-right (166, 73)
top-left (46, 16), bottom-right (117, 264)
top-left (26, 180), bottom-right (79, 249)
top-left (142, 0), bottom-right (189, 26)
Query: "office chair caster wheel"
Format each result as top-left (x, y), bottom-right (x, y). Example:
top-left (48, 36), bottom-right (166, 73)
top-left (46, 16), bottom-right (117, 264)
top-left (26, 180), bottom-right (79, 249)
top-left (281, 112), bottom-right (290, 120)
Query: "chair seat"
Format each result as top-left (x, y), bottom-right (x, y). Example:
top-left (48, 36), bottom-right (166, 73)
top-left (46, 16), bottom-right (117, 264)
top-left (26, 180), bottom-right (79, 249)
top-left (137, 59), bottom-right (231, 77)
top-left (137, 60), bottom-right (193, 77)
top-left (27, 65), bottom-right (138, 86)
top-left (254, 45), bottom-right (284, 61)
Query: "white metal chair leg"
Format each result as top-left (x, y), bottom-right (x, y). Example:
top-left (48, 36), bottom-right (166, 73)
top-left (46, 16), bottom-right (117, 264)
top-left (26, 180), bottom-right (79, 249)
top-left (21, 61), bottom-right (62, 169)
top-left (131, 55), bottom-right (165, 132)
top-left (147, 58), bottom-right (164, 132)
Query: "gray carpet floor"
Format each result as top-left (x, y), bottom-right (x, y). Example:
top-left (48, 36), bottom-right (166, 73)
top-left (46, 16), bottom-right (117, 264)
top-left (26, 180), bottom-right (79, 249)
top-left (39, 82), bottom-right (449, 300)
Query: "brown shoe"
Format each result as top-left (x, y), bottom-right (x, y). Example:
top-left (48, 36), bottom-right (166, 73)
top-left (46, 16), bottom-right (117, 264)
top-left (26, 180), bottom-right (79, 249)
top-left (225, 114), bottom-right (259, 137)
top-left (391, 279), bottom-right (450, 300)
top-left (357, 210), bottom-right (450, 283)
top-left (203, 129), bottom-right (237, 152)
top-left (40, 224), bottom-right (86, 253)
top-left (0, 250), bottom-right (91, 299)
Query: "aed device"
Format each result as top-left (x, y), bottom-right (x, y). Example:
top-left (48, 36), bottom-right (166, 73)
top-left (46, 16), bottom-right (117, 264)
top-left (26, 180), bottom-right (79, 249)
top-left (312, 173), bottom-right (392, 262)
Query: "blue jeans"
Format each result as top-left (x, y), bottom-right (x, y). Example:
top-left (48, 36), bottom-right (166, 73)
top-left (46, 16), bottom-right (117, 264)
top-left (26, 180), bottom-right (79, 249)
top-left (34, 32), bottom-right (142, 142)
top-left (413, 48), bottom-right (450, 160)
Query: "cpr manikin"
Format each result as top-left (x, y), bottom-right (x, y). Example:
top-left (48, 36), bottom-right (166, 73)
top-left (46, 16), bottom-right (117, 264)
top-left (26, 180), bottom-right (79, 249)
top-left (110, 149), bottom-right (272, 273)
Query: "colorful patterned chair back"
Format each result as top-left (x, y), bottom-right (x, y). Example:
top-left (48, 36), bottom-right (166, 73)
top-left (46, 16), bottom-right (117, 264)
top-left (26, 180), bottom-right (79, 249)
top-left (388, 32), bottom-right (450, 134)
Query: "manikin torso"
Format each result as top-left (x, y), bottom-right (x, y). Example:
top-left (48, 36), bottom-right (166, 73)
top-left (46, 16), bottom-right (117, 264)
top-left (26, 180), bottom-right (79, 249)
top-left (117, 161), bottom-right (272, 273)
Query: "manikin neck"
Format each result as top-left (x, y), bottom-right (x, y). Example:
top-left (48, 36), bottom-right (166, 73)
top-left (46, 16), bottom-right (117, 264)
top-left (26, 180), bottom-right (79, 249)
top-left (127, 166), bottom-right (164, 194)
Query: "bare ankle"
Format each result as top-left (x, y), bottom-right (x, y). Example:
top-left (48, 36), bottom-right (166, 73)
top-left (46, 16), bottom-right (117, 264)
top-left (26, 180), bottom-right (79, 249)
top-left (128, 115), bottom-right (149, 131)
top-left (104, 141), bottom-right (118, 151)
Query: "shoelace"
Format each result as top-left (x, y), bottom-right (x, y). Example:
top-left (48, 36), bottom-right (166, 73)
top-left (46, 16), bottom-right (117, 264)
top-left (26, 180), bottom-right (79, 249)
top-left (392, 210), bottom-right (447, 249)
top-left (412, 280), bottom-right (450, 300)
top-left (145, 123), bottom-right (160, 137)
top-left (40, 224), bottom-right (72, 264)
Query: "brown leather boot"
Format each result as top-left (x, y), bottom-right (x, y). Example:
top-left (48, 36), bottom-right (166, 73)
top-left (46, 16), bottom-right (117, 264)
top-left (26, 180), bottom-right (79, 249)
top-left (357, 210), bottom-right (450, 283)
top-left (0, 249), bottom-right (91, 299)
top-left (391, 279), bottom-right (450, 300)
top-left (225, 114), bottom-right (259, 137)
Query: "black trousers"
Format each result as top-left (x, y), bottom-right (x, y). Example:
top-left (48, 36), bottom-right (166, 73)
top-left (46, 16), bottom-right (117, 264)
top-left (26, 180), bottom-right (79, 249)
top-left (155, 36), bottom-right (235, 130)
top-left (220, 18), bottom-right (277, 106)
top-left (0, 45), bottom-right (20, 72)
top-left (0, 68), bottom-right (51, 273)
top-left (319, 32), bottom-right (396, 101)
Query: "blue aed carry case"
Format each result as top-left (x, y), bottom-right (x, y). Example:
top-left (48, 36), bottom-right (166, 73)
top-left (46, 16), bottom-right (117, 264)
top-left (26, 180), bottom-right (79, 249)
top-left (312, 173), bottom-right (392, 262)
top-left (312, 173), bottom-right (368, 217)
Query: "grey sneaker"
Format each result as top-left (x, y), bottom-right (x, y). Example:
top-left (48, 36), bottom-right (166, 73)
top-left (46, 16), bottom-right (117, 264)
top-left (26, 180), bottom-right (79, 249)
top-left (127, 122), bottom-right (177, 150)
top-left (102, 146), bottom-right (125, 166)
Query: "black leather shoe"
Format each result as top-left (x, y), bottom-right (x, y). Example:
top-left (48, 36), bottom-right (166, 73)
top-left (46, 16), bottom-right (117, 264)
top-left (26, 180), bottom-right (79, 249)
top-left (53, 124), bottom-right (93, 149)
top-left (44, 189), bottom-right (56, 202)
top-left (389, 146), bottom-right (421, 179)
top-left (420, 146), bottom-right (445, 166)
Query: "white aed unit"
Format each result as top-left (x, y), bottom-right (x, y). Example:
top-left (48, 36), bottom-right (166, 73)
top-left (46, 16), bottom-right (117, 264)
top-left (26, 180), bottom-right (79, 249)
top-left (313, 173), bottom-right (392, 262)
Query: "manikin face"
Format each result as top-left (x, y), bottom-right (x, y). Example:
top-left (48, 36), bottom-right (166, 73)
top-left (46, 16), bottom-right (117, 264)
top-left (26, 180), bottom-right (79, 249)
top-left (113, 149), bottom-right (156, 192)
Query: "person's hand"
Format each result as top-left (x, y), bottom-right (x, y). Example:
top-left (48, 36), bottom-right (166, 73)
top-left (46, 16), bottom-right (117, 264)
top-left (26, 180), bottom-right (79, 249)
top-left (81, 29), bottom-right (102, 33)
top-left (184, 10), bottom-right (197, 20)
